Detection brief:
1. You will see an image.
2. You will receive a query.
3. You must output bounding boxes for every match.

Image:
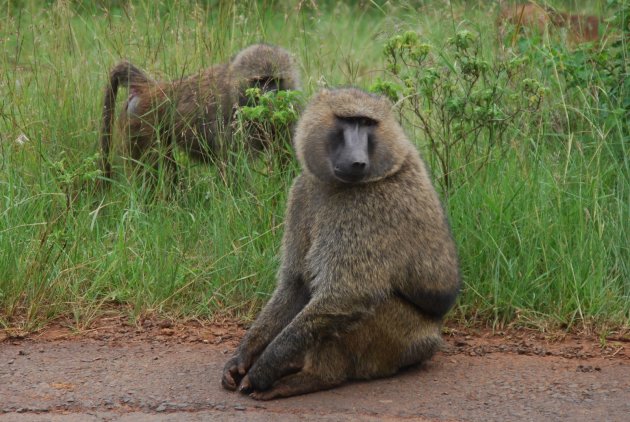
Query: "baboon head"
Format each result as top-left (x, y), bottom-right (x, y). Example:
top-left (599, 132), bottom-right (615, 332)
top-left (294, 88), bottom-right (412, 184)
top-left (229, 43), bottom-right (301, 99)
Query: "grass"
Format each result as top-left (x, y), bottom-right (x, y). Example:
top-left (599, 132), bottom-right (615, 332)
top-left (0, 0), bottom-right (628, 334)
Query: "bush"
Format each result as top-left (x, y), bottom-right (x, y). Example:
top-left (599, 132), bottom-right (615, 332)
top-left (371, 30), bottom-right (546, 195)
top-left (234, 88), bottom-right (304, 161)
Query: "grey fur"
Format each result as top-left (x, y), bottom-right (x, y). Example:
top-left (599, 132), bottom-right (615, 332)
top-left (99, 43), bottom-right (301, 182)
top-left (221, 88), bottom-right (461, 400)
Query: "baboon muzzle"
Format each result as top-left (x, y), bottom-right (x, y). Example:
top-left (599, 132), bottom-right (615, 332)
top-left (333, 125), bottom-right (370, 183)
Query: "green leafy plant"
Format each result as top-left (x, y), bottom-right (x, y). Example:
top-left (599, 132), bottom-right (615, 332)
top-left (507, 0), bottom-right (629, 166)
top-left (49, 151), bottom-right (101, 206)
top-left (553, 0), bottom-right (628, 135)
top-left (371, 30), bottom-right (547, 194)
top-left (234, 88), bottom-right (304, 160)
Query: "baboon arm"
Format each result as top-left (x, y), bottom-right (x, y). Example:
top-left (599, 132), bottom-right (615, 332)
top-left (222, 272), bottom-right (308, 391)
top-left (236, 275), bottom-right (310, 361)
top-left (242, 291), bottom-right (375, 392)
top-left (238, 177), bottom-right (312, 359)
top-left (397, 246), bottom-right (461, 318)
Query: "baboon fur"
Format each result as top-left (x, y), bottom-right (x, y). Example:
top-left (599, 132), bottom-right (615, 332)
top-left (99, 43), bottom-right (300, 181)
top-left (222, 88), bottom-right (461, 400)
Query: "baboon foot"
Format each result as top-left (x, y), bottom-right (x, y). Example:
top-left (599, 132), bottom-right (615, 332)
top-left (248, 372), bottom-right (342, 400)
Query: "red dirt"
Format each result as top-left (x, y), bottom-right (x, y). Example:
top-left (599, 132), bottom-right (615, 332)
top-left (1, 317), bottom-right (628, 421)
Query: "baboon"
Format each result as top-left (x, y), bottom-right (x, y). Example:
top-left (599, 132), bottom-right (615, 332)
top-left (99, 43), bottom-right (300, 182)
top-left (498, 2), bottom-right (599, 44)
top-left (221, 88), bottom-right (461, 400)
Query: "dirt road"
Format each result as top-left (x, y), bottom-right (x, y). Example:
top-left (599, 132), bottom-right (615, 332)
top-left (1, 319), bottom-right (628, 421)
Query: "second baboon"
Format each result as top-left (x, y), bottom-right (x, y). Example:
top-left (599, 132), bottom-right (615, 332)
top-left (221, 88), bottom-right (461, 400)
top-left (99, 43), bottom-right (301, 182)
top-left (498, 3), bottom-right (599, 44)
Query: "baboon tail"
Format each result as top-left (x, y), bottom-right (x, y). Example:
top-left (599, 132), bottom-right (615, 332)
top-left (99, 61), bottom-right (150, 181)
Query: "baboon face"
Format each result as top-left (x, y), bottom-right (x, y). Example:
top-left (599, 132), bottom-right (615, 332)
top-left (328, 115), bottom-right (376, 183)
top-left (231, 44), bottom-right (300, 106)
top-left (295, 89), bottom-right (411, 185)
top-left (252, 76), bottom-right (279, 92)
top-left (238, 76), bottom-right (281, 107)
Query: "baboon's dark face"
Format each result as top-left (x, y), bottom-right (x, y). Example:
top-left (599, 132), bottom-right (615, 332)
top-left (238, 76), bottom-right (282, 107)
top-left (296, 88), bottom-right (411, 185)
top-left (254, 76), bottom-right (279, 92)
top-left (328, 116), bottom-right (377, 183)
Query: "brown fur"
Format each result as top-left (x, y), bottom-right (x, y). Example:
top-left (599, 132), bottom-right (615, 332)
top-left (498, 3), bottom-right (599, 44)
top-left (221, 88), bottom-right (461, 400)
top-left (99, 44), bottom-right (300, 182)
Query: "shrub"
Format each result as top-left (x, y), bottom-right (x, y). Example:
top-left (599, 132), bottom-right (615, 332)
top-left (371, 30), bottom-right (547, 195)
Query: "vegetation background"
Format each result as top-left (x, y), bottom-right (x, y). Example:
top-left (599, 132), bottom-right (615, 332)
top-left (0, 0), bottom-right (628, 336)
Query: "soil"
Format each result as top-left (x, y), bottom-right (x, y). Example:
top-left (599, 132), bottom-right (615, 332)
top-left (1, 317), bottom-right (628, 422)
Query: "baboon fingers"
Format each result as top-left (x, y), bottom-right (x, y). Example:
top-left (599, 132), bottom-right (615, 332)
top-left (238, 375), bottom-right (253, 394)
top-left (249, 391), bottom-right (275, 401)
top-left (221, 357), bottom-right (244, 391)
top-left (221, 366), bottom-right (241, 391)
top-left (221, 372), bottom-right (238, 391)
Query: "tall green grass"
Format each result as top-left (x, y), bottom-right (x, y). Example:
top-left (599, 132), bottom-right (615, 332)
top-left (0, 0), bottom-right (628, 333)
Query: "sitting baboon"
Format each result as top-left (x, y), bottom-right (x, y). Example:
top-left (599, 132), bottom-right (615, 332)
top-left (498, 3), bottom-right (599, 44)
top-left (99, 43), bottom-right (301, 182)
top-left (221, 88), bottom-right (461, 400)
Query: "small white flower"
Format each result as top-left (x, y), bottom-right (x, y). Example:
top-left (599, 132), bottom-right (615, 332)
top-left (316, 75), bottom-right (329, 89)
top-left (15, 133), bottom-right (29, 145)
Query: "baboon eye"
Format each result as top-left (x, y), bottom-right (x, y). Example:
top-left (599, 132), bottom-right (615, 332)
top-left (335, 115), bottom-right (378, 127)
top-left (358, 117), bottom-right (377, 127)
top-left (331, 131), bottom-right (344, 148)
top-left (254, 77), bottom-right (279, 90)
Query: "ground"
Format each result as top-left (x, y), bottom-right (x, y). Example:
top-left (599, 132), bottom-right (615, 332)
top-left (1, 317), bottom-right (628, 421)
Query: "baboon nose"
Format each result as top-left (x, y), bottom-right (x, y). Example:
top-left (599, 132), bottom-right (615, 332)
top-left (334, 161), bottom-right (369, 183)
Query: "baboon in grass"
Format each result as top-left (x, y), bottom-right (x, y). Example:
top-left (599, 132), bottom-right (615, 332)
top-left (498, 3), bottom-right (599, 44)
top-left (221, 88), bottom-right (461, 400)
top-left (99, 43), bottom-right (300, 183)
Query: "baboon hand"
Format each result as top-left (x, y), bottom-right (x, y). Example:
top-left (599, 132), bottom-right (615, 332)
top-left (238, 345), bottom-right (305, 394)
top-left (221, 353), bottom-right (254, 391)
top-left (238, 374), bottom-right (253, 394)
top-left (221, 357), bottom-right (241, 391)
top-left (237, 358), bottom-right (277, 393)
